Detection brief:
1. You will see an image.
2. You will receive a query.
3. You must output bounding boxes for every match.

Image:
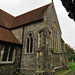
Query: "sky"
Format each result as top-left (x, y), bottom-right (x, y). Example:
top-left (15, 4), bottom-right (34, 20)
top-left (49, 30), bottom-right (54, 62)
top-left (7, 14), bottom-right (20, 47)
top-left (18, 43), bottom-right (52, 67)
top-left (0, 0), bottom-right (75, 49)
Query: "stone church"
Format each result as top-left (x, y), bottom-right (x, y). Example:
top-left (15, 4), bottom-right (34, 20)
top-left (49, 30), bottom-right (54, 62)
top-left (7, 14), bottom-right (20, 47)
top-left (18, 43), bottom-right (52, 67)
top-left (0, 2), bottom-right (68, 75)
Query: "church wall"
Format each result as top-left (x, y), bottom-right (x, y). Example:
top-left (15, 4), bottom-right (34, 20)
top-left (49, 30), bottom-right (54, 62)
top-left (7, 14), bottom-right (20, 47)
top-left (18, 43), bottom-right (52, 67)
top-left (44, 3), bottom-right (62, 52)
top-left (0, 42), bottom-right (22, 75)
top-left (20, 20), bottom-right (44, 75)
top-left (11, 27), bottom-right (23, 44)
top-left (10, 3), bottom-right (66, 74)
top-left (53, 53), bottom-right (60, 67)
top-left (44, 3), bottom-right (64, 70)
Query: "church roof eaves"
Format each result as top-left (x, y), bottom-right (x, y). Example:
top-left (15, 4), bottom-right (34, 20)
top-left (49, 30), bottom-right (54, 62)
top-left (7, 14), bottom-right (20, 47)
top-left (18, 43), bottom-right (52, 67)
top-left (0, 27), bottom-right (21, 45)
top-left (0, 3), bottom-right (50, 29)
top-left (13, 4), bottom-right (50, 28)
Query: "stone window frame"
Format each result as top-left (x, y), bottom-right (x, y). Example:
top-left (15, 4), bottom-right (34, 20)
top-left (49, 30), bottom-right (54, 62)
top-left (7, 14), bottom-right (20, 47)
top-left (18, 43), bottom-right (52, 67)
top-left (51, 22), bottom-right (59, 53)
top-left (0, 44), bottom-right (16, 64)
top-left (25, 32), bottom-right (34, 54)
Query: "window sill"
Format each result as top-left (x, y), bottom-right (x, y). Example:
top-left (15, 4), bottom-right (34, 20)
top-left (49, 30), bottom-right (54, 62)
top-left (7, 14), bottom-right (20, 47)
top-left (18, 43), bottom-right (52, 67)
top-left (0, 61), bottom-right (14, 64)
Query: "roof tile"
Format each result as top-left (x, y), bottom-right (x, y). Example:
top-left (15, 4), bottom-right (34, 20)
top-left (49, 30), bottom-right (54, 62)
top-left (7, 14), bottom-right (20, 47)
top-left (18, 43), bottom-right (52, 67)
top-left (14, 4), bottom-right (50, 28)
top-left (0, 9), bottom-right (15, 28)
top-left (0, 27), bottom-right (21, 44)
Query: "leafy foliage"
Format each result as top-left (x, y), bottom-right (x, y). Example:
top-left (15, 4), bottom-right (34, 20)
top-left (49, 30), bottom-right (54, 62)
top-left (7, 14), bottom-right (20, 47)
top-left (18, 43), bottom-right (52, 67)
top-left (65, 43), bottom-right (75, 60)
top-left (61, 0), bottom-right (75, 21)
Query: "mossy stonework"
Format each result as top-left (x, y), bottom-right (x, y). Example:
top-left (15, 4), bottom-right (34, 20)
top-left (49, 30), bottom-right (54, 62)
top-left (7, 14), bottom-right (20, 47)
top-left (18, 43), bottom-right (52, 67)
top-left (0, 3), bottom-right (68, 75)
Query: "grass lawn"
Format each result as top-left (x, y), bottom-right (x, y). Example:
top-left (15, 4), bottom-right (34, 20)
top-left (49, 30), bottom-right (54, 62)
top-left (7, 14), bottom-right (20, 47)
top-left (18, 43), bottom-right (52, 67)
top-left (65, 62), bottom-right (75, 75)
top-left (56, 62), bottom-right (75, 75)
top-left (68, 62), bottom-right (75, 70)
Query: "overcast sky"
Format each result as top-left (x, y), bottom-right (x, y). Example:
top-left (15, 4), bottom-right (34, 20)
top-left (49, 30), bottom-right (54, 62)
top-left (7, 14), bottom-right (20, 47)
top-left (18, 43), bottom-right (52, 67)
top-left (0, 0), bottom-right (75, 49)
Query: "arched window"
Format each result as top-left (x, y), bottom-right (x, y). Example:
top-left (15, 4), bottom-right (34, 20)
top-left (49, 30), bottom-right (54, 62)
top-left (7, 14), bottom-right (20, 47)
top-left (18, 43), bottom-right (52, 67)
top-left (52, 22), bottom-right (59, 52)
top-left (26, 33), bottom-right (33, 54)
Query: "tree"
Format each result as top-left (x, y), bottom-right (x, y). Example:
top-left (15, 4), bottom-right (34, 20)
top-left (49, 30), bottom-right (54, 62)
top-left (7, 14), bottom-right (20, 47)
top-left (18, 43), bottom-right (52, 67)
top-left (65, 43), bottom-right (75, 61)
top-left (60, 0), bottom-right (75, 21)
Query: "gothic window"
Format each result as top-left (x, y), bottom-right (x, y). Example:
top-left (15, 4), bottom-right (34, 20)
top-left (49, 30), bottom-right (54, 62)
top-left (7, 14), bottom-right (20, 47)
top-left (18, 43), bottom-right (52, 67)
top-left (52, 22), bottom-right (59, 52)
top-left (1, 44), bottom-right (15, 63)
top-left (26, 33), bottom-right (33, 54)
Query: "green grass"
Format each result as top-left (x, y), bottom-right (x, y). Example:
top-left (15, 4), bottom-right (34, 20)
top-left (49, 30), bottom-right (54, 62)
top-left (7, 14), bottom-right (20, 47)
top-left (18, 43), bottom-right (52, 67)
top-left (65, 62), bottom-right (75, 75)
top-left (56, 62), bottom-right (75, 75)
top-left (68, 62), bottom-right (75, 70)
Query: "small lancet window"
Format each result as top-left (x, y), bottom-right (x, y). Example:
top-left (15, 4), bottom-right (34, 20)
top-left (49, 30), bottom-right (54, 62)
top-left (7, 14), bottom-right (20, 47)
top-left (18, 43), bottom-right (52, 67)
top-left (26, 33), bottom-right (33, 54)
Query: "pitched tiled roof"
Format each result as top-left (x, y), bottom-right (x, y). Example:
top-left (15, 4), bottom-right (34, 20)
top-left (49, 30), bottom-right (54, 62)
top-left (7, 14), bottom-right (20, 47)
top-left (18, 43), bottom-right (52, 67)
top-left (0, 3), bottom-right (50, 29)
top-left (0, 27), bottom-right (21, 44)
top-left (13, 4), bottom-right (50, 28)
top-left (0, 9), bottom-right (15, 28)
